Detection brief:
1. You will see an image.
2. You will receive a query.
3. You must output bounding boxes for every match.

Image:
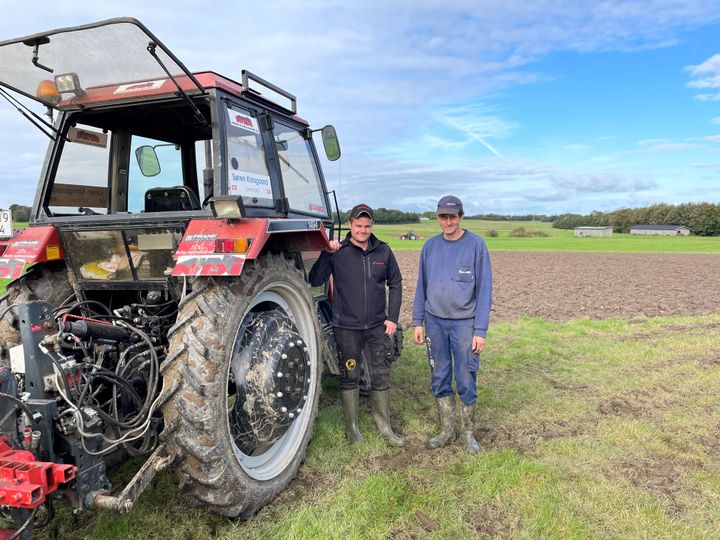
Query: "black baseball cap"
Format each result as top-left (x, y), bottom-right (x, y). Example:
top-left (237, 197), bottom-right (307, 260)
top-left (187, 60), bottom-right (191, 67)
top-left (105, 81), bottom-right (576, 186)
top-left (350, 203), bottom-right (373, 220)
top-left (436, 195), bottom-right (463, 215)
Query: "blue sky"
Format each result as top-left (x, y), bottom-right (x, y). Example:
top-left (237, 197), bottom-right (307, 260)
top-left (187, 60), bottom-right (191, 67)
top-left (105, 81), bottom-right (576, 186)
top-left (1, 1), bottom-right (719, 216)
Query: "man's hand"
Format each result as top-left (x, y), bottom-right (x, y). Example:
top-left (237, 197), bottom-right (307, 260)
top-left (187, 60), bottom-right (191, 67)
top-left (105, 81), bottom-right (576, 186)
top-left (413, 326), bottom-right (425, 344)
top-left (472, 336), bottom-right (485, 354)
top-left (384, 320), bottom-right (397, 335)
top-left (328, 240), bottom-right (341, 252)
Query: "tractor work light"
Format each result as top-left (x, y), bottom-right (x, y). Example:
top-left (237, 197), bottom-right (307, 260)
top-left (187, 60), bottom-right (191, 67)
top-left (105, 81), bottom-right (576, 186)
top-left (35, 79), bottom-right (60, 105)
top-left (54, 72), bottom-right (85, 97)
top-left (209, 195), bottom-right (246, 219)
top-left (215, 237), bottom-right (250, 254)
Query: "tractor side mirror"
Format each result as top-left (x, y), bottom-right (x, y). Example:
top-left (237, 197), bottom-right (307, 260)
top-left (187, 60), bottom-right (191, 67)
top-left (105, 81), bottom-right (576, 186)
top-left (321, 125), bottom-right (341, 161)
top-left (135, 146), bottom-right (161, 177)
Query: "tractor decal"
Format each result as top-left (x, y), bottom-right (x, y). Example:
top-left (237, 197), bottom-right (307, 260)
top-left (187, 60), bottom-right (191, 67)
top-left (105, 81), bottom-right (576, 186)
top-left (172, 254), bottom-right (246, 276)
top-left (0, 226), bottom-right (63, 263)
top-left (0, 258), bottom-right (25, 279)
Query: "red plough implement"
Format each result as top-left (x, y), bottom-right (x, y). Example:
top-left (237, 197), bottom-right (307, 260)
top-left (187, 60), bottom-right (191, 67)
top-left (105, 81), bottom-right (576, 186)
top-left (0, 437), bottom-right (75, 509)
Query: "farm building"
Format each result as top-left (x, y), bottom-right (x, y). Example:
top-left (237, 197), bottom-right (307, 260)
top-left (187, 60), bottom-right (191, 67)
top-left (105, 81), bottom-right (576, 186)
top-left (630, 225), bottom-right (690, 236)
top-left (574, 226), bottom-right (613, 237)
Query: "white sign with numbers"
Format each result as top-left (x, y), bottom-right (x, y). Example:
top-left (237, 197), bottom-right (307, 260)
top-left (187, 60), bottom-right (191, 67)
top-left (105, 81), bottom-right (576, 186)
top-left (0, 210), bottom-right (12, 239)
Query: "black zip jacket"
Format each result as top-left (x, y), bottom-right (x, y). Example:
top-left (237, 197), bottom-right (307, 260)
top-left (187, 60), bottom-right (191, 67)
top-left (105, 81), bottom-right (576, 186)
top-left (309, 233), bottom-right (402, 330)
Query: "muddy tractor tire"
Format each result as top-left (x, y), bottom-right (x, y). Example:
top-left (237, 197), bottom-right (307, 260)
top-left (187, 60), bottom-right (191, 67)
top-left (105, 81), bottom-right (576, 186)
top-left (0, 263), bottom-right (73, 350)
top-left (160, 254), bottom-right (323, 518)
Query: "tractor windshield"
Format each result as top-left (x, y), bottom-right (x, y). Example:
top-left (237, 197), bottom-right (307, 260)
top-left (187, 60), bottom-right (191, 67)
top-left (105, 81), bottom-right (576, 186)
top-left (0, 18), bottom-right (192, 109)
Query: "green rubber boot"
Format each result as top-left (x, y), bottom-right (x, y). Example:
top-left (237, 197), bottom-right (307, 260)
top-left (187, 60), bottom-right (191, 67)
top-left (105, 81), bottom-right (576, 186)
top-left (427, 396), bottom-right (456, 449)
top-left (341, 388), bottom-right (364, 444)
top-left (459, 403), bottom-right (480, 454)
top-left (370, 390), bottom-right (406, 447)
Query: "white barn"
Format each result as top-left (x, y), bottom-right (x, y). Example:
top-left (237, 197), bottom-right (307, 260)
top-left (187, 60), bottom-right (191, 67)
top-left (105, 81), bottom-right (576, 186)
top-left (630, 225), bottom-right (690, 236)
top-left (574, 226), bottom-right (613, 238)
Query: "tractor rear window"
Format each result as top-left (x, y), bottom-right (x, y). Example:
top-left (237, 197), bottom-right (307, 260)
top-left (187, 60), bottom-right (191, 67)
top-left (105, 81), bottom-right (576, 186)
top-left (45, 99), bottom-right (210, 217)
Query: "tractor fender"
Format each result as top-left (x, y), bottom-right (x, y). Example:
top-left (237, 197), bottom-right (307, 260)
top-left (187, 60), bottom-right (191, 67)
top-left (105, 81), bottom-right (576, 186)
top-left (172, 218), bottom-right (329, 277)
top-left (0, 226), bottom-right (63, 279)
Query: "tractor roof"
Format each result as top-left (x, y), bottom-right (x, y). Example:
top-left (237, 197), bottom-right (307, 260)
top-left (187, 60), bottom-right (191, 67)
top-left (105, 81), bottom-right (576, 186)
top-left (0, 17), bottom-right (305, 122)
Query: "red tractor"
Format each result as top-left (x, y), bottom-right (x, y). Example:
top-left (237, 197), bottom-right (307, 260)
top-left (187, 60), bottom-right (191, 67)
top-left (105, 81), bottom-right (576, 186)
top-left (0, 17), bottom-right (345, 536)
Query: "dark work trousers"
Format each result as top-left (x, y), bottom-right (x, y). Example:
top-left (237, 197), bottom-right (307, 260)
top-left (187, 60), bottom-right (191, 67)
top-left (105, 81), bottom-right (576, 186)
top-left (334, 325), bottom-right (392, 391)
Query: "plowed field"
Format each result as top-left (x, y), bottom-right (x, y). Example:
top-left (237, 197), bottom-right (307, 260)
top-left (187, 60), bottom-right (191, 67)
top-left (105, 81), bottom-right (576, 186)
top-left (395, 251), bottom-right (720, 326)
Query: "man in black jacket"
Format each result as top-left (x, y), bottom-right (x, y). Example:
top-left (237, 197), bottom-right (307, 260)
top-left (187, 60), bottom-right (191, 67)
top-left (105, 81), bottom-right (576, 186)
top-left (309, 203), bottom-right (405, 447)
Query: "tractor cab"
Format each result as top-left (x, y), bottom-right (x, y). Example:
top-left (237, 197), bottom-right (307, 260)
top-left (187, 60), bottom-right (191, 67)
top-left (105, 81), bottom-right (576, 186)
top-left (0, 17), bottom-right (339, 286)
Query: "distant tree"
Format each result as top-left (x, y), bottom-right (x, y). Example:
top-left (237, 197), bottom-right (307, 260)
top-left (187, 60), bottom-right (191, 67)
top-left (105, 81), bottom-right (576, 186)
top-left (9, 204), bottom-right (30, 222)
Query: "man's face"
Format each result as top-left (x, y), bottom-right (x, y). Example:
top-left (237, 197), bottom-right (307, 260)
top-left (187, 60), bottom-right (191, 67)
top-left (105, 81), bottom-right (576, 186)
top-left (349, 216), bottom-right (373, 244)
top-left (437, 212), bottom-right (462, 236)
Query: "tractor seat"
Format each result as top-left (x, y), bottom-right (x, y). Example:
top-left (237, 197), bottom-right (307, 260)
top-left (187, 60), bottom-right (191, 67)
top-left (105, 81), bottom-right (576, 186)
top-left (144, 186), bottom-right (201, 212)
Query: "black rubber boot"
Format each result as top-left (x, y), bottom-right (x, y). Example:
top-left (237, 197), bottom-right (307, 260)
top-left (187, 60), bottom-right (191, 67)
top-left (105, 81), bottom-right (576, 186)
top-left (459, 403), bottom-right (480, 454)
top-left (341, 388), bottom-right (364, 444)
top-left (427, 396), bottom-right (456, 449)
top-left (370, 390), bottom-right (406, 447)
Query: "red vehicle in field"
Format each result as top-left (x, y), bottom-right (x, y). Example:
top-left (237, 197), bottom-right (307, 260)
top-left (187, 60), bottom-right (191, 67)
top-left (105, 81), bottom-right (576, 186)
top-left (0, 18), bottom-right (346, 537)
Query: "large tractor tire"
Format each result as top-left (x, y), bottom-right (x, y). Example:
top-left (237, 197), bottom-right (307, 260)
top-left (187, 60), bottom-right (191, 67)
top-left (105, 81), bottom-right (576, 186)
top-left (0, 263), bottom-right (72, 349)
top-left (160, 254), bottom-right (323, 518)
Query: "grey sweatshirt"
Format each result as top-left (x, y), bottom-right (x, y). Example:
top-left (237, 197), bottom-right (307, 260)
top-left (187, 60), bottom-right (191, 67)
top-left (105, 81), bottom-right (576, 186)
top-left (411, 230), bottom-right (493, 336)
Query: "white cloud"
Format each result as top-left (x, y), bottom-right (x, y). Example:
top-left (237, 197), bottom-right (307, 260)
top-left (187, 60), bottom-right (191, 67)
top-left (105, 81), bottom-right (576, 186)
top-left (645, 143), bottom-right (701, 152)
top-left (421, 135), bottom-right (469, 150)
top-left (637, 138), bottom-right (672, 146)
top-left (687, 53), bottom-right (720, 101)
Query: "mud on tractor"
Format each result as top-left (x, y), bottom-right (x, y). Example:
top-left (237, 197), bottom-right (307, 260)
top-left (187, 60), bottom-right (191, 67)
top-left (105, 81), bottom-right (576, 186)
top-left (0, 17), bottom-right (349, 536)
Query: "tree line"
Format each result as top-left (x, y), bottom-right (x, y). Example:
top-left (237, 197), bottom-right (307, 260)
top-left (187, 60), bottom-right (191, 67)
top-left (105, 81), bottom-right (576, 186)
top-left (552, 203), bottom-right (720, 236)
top-left (7, 204), bottom-right (31, 222)
top-left (335, 208), bottom-right (421, 224)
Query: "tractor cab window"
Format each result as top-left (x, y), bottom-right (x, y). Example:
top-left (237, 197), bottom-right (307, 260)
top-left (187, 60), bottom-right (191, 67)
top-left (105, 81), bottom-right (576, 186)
top-left (273, 122), bottom-right (327, 217)
top-left (48, 124), bottom-right (111, 215)
top-left (46, 99), bottom-right (211, 217)
top-left (127, 136), bottom-right (205, 213)
top-left (225, 107), bottom-right (273, 207)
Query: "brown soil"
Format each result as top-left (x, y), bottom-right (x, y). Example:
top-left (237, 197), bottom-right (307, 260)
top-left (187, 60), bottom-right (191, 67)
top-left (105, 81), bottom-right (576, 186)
top-left (394, 251), bottom-right (720, 327)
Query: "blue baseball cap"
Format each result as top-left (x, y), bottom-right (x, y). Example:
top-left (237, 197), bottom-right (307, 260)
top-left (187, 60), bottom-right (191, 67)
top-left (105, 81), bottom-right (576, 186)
top-left (436, 195), bottom-right (463, 215)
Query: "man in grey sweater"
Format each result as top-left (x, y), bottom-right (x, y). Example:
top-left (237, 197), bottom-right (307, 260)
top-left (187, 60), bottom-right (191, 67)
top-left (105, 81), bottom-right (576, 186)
top-left (412, 195), bottom-right (493, 453)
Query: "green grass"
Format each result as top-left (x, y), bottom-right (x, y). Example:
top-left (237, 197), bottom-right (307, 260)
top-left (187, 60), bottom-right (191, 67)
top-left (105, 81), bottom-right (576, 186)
top-left (36, 313), bottom-right (720, 539)
top-left (370, 220), bottom-right (720, 253)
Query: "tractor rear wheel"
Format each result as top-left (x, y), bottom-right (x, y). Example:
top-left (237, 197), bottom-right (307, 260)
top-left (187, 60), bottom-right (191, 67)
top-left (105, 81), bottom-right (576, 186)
top-left (159, 254), bottom-right (322, 517)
